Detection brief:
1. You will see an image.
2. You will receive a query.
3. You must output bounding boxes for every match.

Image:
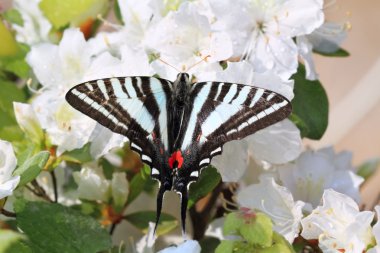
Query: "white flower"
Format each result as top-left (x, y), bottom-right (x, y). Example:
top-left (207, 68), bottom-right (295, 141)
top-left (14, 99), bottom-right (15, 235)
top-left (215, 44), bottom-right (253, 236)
top-left (307, 22), bottom-right (348, 54)
top-left (89, 124), bottom-right (126, 159)
top-left (208, 0), bottom-right (324, 79)
top-left (296, 35), bottom-right (318, 80)
top-left (31, 90), bottom-right (97, 155)
top-left (276, 147), bottom-right (364, 209)
top-left (27, 28), bottom-right (92, 90)
top-left (301, 189), bottom-right (375, 253)
top-left (135, 222), bottom-right (156, 253)
top-left (13, 102), bottom-right (44, 143)
top-left (297, 22), bottom-right (348, 80)
top-left (237, 176), bottom-right (304, 243)
top-left (12, 0), bottom-right (52, 45)
top-left (368, 206), bottom-right (380, 253)
top-left (205, 217), bottom-right (225, 240)
top-left (146, 2), bottom-right (232, 74)
top-left (205, 62), bottom-right (301, 181)
top-left (157, 240), bottom-right (201, 253)
top-left (73, 164), bottom-right (110, 202)
top-left (111, 172), bottom-right (129, 209)
top-left (0, 140), bottom-right (20, 200)
top-left (117, 0), bottom-right (157, 49)
top-left (27, 28), bottom-right (129, 154)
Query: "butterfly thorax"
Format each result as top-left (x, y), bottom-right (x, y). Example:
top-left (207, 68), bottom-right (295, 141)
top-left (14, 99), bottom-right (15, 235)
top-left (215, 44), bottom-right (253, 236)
top-left (169, 73), bottom-right (192, 152)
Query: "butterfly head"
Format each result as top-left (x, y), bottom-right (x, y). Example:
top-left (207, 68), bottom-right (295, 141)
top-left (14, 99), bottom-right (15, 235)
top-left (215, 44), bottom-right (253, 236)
top-left (173, 73), bottom-right (191, 105)
top-left (177, 72), bottom-right (190, 82)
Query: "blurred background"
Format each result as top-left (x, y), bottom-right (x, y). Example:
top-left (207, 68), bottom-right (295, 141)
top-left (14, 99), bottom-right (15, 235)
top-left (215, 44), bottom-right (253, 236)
top-left (307, 0), bottom-right (380, 208)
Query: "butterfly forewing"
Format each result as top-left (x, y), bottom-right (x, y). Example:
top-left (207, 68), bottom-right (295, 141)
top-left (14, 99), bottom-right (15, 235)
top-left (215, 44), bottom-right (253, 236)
top-left (65, 76), bottom-right (172, 173)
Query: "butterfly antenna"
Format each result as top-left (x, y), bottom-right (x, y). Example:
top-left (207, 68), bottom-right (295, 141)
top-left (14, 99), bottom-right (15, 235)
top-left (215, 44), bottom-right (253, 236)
top-left (186, 55), bottom-right (211, 72)
top-left (158, 58), bottom-right (182, 73)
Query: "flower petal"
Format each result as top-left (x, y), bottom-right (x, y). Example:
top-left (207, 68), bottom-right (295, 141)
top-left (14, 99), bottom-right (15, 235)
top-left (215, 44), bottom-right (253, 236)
top-left (248, 119), bottom-right (302, 164)
top-left (297, 36), bottom-right (318, 80)
top-left (212, 140), bottom-right (249, 182)
top-left (157, 240), bottom-right (201, 253)
top-left (73, 165), bottom-right (110, 202)
top-left (0, 140), bottom-right (17, 183)
top-left (13, 102), bottom-right (44, 143)
top-left (237, 176), bottom-right (304, 243)
top-left (0, 175), bottom-right (20, 200)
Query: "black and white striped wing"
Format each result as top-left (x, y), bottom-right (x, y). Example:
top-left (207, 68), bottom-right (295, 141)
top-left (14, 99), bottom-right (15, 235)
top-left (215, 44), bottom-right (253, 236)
top-left (178, 81), bottom-right (291, 180)
top-left (65, 76), bottom-right (172, 179)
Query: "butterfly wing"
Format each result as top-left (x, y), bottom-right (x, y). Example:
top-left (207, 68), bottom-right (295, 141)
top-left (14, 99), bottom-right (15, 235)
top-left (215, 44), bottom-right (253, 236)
top-left (172, 81), bottom-right (291, 234)
top-left (176, 81), bottom-right (292, 185)
top-left (65, 77), bottom-right (175, 230)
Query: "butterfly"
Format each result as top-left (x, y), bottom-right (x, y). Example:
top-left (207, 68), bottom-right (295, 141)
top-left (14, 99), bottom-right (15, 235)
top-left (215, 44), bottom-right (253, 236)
top-left (65, 72), bottom-right (291, 234)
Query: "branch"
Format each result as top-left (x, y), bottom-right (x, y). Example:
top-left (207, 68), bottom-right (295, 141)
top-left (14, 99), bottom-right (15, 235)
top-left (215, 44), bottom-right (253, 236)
top-left (50, 171), bottom-right (58, 203)
top-left (26, 180), bottom-right (53, 202)
top-left (190, 182), bottom-right (224, 240)
top-left (0, 208), bottom-right (16, 218)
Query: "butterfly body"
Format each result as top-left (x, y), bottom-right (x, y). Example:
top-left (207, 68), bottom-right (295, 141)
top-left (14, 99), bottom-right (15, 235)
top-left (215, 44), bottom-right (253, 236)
top-left (65, 72), bottom-right (292, 234)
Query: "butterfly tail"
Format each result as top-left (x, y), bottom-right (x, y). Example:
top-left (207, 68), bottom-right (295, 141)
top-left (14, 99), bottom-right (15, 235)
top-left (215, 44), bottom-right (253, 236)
top-left (179, 187), bottom-right (188, 239)
top-left (154, 183), bottom-right (167, 235)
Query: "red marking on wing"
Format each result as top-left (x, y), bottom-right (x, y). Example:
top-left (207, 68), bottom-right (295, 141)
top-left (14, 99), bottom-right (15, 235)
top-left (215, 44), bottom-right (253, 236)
top-left (168, 151), bottom-right (184, 169)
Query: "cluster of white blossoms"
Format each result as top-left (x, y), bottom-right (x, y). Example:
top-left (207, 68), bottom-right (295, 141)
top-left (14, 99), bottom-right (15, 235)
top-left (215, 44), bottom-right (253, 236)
top-left (5, 0), bottom-right (373, 252)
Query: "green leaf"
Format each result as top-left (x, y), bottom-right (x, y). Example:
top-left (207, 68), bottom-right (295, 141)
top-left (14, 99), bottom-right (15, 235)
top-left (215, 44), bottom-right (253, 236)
top-left (223, 212), bottom-right (243, 236)
top-left (291, 64), bottom-right (329, 140)
top-left (288, 113), bottom-right (309, 137)
top-left (257, 232), bottom-right (295, 253)
top-left (39, 0), bottom-right (109, 29)
top-left (0, 230), bottom-right (32, 253)
top-left (188, 166), bottom-right (221, 208)
top-left (113, 0), bottom-right (123, 24)
top-left (0, 20), bottom-right (19, 57)
top-left (103, 242), bottom-right (126, 253)
top-left (2, 57), bottom-right (30, 78)
top-left (0, 34), bottom-right (30, 78)
top-left (0, 79), bottom-right (27, 142)
top-left (314, 48), bottom-right (350, 57)
top-left (357, 158), bottom-right (380, 180)
top-left (215, 240), bottom-right (235, 253)
top-left (13, 151), bottom-right (50, 186)
top-left (125, 170), bottom-right (149, 206)
top-left (16, 144), bottom-right (39, 166)
top-left (240, 213), bottom-right (273, 247)
top-left (16, 201), bottom-right (112, 253)
top-left (61, 143), bottom-right (93, 163)
top-left (2, 9), bottom-right (24, 26)
top-left (124, 211), bottom-right (177, 236)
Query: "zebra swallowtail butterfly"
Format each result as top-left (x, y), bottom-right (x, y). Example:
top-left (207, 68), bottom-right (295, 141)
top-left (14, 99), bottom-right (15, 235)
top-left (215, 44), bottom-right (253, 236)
top-left (65, 73), bottom-right (291, 234)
